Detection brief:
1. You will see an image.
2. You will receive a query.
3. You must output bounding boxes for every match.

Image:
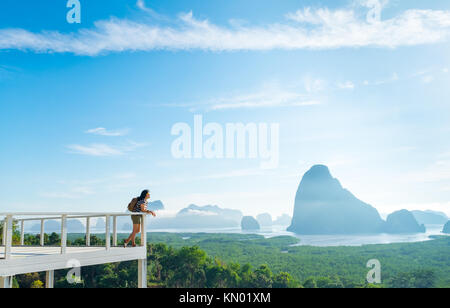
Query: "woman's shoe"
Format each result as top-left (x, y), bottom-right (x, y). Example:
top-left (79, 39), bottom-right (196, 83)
top-left (123, 241), bottom-right (129, 248)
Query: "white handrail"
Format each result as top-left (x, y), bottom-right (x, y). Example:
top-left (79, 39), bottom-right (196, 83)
top-left (1, 213), bottom-right (148, 257)
top-left (0, 212), bottom-right (144, 217)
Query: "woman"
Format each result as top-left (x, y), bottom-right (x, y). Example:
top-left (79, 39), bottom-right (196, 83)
top-left (124, 189), bottom-right (156, 247)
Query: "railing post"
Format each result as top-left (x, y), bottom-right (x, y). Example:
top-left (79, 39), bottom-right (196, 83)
top-left (1, 218), bottom-right (6, 246)
top-left (40, 219), bottom-right (45, 246)
top-left (45, 270), bottom-right (54, 288)
top-left (86, 217), bottom-right (90, 247)
top-left (138, 258), bottom-right (147, 288)
top-left (61, 215), bottom-right (67, 254)
top-left (141, 214), bottom-right (147, 247)
top-left (138, 213), bottom-right (148, 288)
top-left (20, 220), bottom-right (25, 246)
top-left (0, 276), bottom-right (13, 288)
top-left (4, 215), bottom-right (13, 260)
top-left (105, 215), bottom-right (110, 250)
top-left (113, 216), bottom-right (117, 247)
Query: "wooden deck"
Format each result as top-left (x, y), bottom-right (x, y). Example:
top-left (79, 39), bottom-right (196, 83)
top-left (0, 245), bottom-right (146, 277)
top-left (0, 245), bottom-right (139, 259)
top-left (1, 213), bottom-right (149, 288)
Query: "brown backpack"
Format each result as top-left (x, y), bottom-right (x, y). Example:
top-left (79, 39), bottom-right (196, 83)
top-left (127, 198), bottom-right (138, 212)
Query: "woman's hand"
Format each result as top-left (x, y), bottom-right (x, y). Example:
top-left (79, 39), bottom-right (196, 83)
top-left (148, 211), bottom-right (156, 217)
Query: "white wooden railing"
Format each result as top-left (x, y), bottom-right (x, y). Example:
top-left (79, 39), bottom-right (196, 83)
top-left (0, 213), bottom-right (147, 260)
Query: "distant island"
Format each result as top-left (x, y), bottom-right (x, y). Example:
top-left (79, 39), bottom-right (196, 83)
top-left (385, 210), bottom-right (426, 233)
top-left (273, 214), bottom-right (292, 226)
top-left (412, 210), bottom-right (448, 225)
top-left (147, 204), bottom-right (243, 230)
top-left (241, 216), bottom-right (260, 231)
top-left (288, 165), bottom-right (427, 235)
top-left (443, 221), bottom-right (450, 234)
top-left (256, 213), bottom-right (272, 227)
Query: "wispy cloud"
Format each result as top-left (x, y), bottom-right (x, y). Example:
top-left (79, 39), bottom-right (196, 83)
top-left (363, 72), bottom-right (399, 86)
top-left (40, 186), bottom-right (94, 199)
top-left (303, 77), bottom-right (327, 93)
top-left (85, 127), bottom-right (129, 137)
top-left (0, 64), bottom-right (20, 81)
top-left (200, 168), bottom-right (265, 180)
top-left (136, 0), bottom-right (167, 21)
top-left (67, 143), bottom-right (124, 156)
top-left (66, 141), bottom-right (147, 156)
top-left (337, 81), bottom-right (355, 90)
top-left (1, 2), bottom-right (450, 55)
top-left (163, 82), bottom-right (322, 111)
top-left (209, 89), bottom-right (320, 111)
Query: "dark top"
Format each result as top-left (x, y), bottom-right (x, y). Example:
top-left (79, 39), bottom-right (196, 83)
top-left (133, 199), bottom-right (147, 213)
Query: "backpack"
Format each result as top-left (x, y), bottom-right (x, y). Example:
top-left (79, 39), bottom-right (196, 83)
top-left (128, 198), bottom-right (138, 212)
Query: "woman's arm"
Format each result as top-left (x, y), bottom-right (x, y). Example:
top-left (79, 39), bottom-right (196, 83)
top-left (140, 204), bottom-right (156, 216)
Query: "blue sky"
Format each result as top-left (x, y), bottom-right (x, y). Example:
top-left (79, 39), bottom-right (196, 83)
top-left (1, 0), bottom-right (450, 218)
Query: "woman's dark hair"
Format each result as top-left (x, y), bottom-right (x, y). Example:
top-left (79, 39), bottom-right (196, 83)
top-left (138, 190), bottom-right (149, 201)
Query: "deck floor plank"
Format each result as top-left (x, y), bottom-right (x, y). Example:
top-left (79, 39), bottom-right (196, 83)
top-left (1, 246), bottom-right (136, 260)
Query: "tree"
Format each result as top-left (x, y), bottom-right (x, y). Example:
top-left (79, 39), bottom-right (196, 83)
top-left (252, 264), bottom-right (273, 288)
top-left (316, 276), bottom-right (344, 288)
top-left (389, 272), bottom-right (413, 288)
top-left (30, 280), bottom-right (44, 288)
top-left (238, 264), bottom-right (256, 288)
top-left (303, 277), bottom-right (317, 288)
top-left (162, 246), bottom-right (208, 288)
top-left (273, 272), bottom-right (301, 288)
top-left (49, 232), bottom-right (60, 245)
top-left (206, 260), bottom-right (239, 288)
top-left (412, 270), bottom-right (436, 288)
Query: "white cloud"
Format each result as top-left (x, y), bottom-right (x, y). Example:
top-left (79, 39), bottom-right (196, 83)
top-left (165, 82), bottom-right (322, 111)
top-left (136, 0), bottom-right (150, 12)
top-left (364, 72), bottom-right (399, 86)
top-left (286, 7), bottom-right (356, 25)
top-left (210, 90), bottom-right (320, 110)
top-left (85, 127), bottom-right (129, 137)
top-left (136, 0), bottom-right (166, 20)
top-left (41, 186), bottom-right (94, 199)
top-left (1, 4), bottom-right (450, 55)
top-left (67, 144), bottom-right (124, 156)
top-left (200, 169), bottom-right (265, 180)
top-left (337, 81), bottom-right (355, 90)
top-left (304, 77), bottom-right (327, 93)
top-left (66, 141), bottom-right (147, 156)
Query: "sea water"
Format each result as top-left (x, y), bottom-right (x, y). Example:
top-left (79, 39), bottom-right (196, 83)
top-left (124, 224), bottom-right (448, 247)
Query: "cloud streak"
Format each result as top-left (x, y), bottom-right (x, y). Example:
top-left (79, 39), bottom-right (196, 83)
top-left (162, 82), bottom-right (322, 111)
top-left (67, 143), bottom-right (124, 156)
top-left (1, 4), bottom-right (450, 56)
top-left (66, 141), bottom-right (147, 156)
top-left (85, 127), bottom-right (129, 137)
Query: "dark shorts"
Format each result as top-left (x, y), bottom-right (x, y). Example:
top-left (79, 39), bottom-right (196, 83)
top-left (131, 215), bottom-right (142, 225)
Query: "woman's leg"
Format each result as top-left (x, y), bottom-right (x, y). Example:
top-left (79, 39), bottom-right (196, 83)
top-left (125, 232), bottom-right (133, 245)
top-left (131, 224), bottom-right (140, 246)
top-left (125, 224), bottom-right (139, 245)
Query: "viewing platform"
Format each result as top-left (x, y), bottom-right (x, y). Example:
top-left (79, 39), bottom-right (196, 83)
top-left (0, 213), bottom-right (148, 288)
